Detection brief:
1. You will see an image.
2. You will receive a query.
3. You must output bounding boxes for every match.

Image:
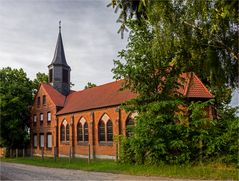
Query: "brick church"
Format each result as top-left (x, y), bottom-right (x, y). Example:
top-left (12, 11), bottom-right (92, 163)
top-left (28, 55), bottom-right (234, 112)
top-left (30, 24), bottom-right (213, 159)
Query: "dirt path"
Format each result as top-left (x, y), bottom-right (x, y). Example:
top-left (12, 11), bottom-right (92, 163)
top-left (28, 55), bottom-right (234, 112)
top-left (0, 162), bottom-right (217, 180)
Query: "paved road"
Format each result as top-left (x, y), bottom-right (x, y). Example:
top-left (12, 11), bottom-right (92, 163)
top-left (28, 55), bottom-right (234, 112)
top-left (0, 162), bottom-right (216, 181)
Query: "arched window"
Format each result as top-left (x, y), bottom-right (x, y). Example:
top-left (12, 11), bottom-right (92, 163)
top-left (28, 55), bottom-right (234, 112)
top-left (66, 124), bottom-right (70, 142)
top-left (107, 120), bottom-right (113, 141)
top-left (98, 120), bottom-right (105, 142)
top-left (60, 124), bottom-right (65, 141)
top-left (84, 123), bottom-right (88, 142)
top-left (126, 118), bottom-right (134, 137)
top-left (77, 122), bottom-right (83, 142)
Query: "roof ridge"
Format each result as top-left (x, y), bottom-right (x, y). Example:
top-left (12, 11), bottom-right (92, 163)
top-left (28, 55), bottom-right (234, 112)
top-left (76, 79), bottom-right (124, 93)
top-left (41, 83), bottom-right (66, 107)
top-left (41, 83), bottom-right (58, 106)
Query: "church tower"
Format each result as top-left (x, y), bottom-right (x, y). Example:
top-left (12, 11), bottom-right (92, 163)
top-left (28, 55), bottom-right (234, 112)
top-left (48, 21), bottom-right (71, 96)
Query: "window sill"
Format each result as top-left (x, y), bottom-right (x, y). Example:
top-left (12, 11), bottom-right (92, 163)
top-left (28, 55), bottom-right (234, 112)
top-left (99, 142), bottom-right (113, 146)
top-left (77, 142), bottom-right (89, 146)
top-left (61, 141), bottom-right (70, 145)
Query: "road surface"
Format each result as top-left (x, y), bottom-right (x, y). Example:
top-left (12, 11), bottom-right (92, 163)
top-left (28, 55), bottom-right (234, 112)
top-left (0, 162), bottom-right (216, 180)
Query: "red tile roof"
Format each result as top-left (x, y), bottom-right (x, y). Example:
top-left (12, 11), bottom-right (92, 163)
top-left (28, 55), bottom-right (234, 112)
top-left (180, 72), bottom-right (213, 98)
top-left (57, 80), bottom-right (136, 115)
top-left (55, 73), bottom-right (212, 115)
top-left (41, 83), bottom-right (66, 107)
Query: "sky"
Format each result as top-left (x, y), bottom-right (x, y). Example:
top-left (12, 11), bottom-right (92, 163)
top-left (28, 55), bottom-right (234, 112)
top-left (0, 0), bottom-right (238, 108)
top-left (0, 0), bottom-right (127, 90)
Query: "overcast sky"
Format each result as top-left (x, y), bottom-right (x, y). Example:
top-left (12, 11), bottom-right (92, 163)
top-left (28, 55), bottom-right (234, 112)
top-left (0, 0), bottom-right (127, 90)
top-left (0, 0), bottom-right (238, 107)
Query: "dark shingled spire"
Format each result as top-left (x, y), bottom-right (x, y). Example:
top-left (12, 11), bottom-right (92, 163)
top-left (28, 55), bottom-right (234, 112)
top-left (48, 21), bottom-right (71, 96)
top-left (49, 21), bottom-right (70, 68)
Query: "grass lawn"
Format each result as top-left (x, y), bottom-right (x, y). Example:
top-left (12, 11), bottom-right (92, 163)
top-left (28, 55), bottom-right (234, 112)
top-left (1, 157), bottom-right (237, 180)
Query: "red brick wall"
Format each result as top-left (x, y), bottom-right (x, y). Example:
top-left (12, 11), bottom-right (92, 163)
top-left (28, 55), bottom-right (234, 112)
top-left (30, 85), bottom-right (57, 156)
top-left (57, 107), bottom-right (131, 159)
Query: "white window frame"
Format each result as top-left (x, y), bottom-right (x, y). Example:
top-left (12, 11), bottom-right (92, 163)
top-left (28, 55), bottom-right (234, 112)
top-left (47, 133), bottom-right (52, 148)
top-left (34, 134), bottom-right (37, 147)
top-left (40, 134), bottom-right (44, 148)
top-left (47, 112), bottom-right (51, 122)
top-left (40, 113), bottom-right (43, 121)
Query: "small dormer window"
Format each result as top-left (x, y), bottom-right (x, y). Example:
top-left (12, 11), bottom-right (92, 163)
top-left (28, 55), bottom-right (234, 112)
top-left (37, 97), bottom-right (40, 107)
top-left (63, 69), bottom-right (68, 83)
top-left (43, 95), bottom-right (46, 105)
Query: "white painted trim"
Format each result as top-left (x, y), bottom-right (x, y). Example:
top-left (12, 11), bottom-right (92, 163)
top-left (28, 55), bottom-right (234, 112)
top-left (33, 153), bottom-right (54, 157)
top-left (101, 114), bottom-right (110, 124)
top-left (59, 154), bottom-right (70, 158)
top-left (74, 154), bottom-right (89, 159)
top-left (63, 119), bottom-right (67, 126)
top-left (79, 117), bottom-right (86, 125)
top-left (95, 154), bottom-right (116, 160)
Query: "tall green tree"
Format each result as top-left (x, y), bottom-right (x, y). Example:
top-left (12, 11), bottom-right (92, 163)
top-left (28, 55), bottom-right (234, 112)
top-left (32, 72), bottom-right (48, 93)
top-left (110, 0), bottom-right (238, 89)
top-left (0, 67), bottom-right (33, 149)
top-left (111, 0), bottom-right (238, 164)
top-left (113, 19), bottom-right (190, 165)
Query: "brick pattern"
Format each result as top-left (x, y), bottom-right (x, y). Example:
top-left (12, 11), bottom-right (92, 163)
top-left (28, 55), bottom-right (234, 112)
top-left (57, 107), bottom-right (131, 158)
top-left (31, 85), bottom-right (57, 156)
top-left (31, 85), bottom-right (132, 159)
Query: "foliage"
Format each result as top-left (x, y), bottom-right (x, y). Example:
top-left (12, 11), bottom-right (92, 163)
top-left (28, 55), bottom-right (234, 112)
top-left (205, 106), bottom-right (239, 164)
top-left (32, 72), bottom-right (48, 93)
top-left (121, 99), bottom-right (191, 165)
top-left (111, 0), bottom-right (238, 165)
top-left (84, 82), bottom-right (96, 89)
top-left (110, 0), bottom-right (238, 88)
top-left (0, 67), bottom-right (33, 148)
top-left (107, 0), bottom-right (148, 38)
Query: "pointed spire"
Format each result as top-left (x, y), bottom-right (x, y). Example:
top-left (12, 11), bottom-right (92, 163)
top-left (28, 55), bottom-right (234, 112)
top-left (48, 21), bottom-right (70, 68)
top-left (59, 20), bottom-right (61, 33)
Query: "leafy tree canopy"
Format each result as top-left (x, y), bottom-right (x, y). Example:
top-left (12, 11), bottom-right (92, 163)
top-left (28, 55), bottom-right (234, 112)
top-left (0, 67), bottom-right (33, 148)
top-left (110, 0), bottom-right (238, 165)
top-left (110, 0), bottom-right (238, 89)
top-left (32, 72), bottom-right (48, 93)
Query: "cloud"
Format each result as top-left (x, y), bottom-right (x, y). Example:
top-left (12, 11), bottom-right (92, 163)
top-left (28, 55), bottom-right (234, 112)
top-left (0, 0), bottom-right (127, 90)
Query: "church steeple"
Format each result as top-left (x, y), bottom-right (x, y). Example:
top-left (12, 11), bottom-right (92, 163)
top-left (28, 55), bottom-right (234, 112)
top-left (48, 21), bottom-right (71, 96)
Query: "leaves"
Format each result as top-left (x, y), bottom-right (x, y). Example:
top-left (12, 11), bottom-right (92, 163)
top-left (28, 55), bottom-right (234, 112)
top-left (111, 0), bottom-right (238, 165)
top-left (84, 82), bottom-right (97, 89)
top-left (0, 67), bottom-right (33, 148)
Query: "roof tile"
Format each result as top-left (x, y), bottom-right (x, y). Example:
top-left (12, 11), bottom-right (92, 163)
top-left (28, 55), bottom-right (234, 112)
top-left (56, 73), bottom-right (212, 115)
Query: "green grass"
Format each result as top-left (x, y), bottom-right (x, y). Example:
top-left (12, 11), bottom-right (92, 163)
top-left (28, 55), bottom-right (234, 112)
top-left (1, 157), bottom-right (238, 180)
